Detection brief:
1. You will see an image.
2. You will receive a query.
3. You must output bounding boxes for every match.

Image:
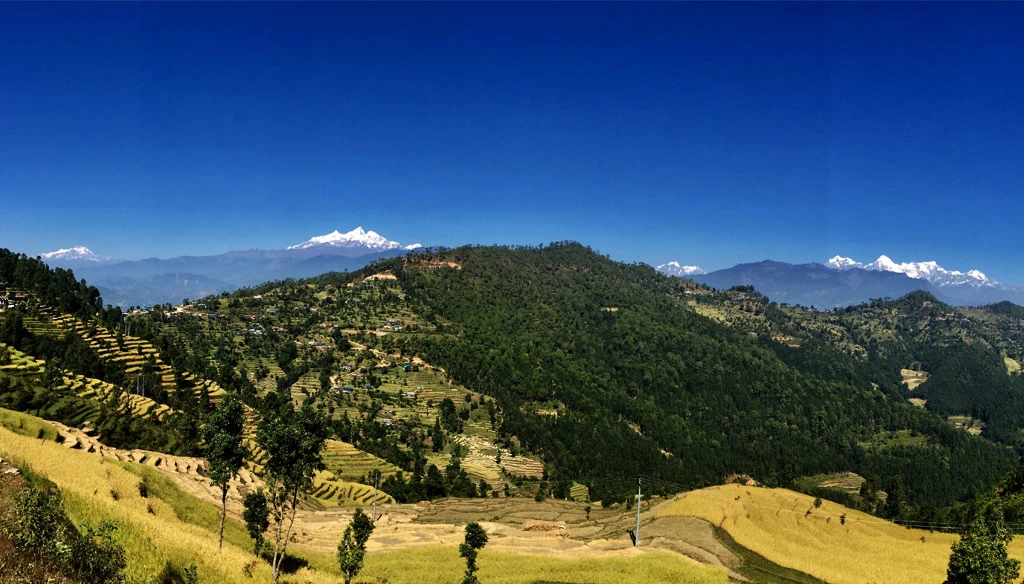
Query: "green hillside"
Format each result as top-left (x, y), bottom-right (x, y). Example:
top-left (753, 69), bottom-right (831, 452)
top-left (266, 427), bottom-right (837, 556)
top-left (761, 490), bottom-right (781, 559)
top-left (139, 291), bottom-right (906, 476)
top-left (4, 243), bottom-right (1024, 523)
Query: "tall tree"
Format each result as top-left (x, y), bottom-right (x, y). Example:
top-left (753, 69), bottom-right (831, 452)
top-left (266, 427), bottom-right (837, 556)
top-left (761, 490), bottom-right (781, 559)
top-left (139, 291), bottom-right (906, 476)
top-left (257, 399), bottom-right (329, 584)
top-left (431, 417), bottom-right (445, 452)
top-left (337, 508), bottom-right (375, 584)
top-left (884, 475), bottom-right (905, 521)
top-left (945, 510), bottom-right (1020, 584)
top-left (201, 390), bottom-right (247, 549)
top-left (459, 522), bottom-right (489, 584)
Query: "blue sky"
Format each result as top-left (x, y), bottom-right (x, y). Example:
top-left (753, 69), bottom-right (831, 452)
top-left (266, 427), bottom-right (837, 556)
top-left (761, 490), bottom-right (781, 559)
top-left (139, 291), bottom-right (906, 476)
top-left (2, 3), bottom-right (1023, 282)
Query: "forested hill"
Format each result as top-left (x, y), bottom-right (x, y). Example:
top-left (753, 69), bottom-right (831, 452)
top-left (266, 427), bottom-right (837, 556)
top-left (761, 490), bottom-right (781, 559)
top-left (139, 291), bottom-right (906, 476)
top-left (686, 284), bottom-right (1024, 449)
top-left (4, 242), bottom-right (1018, 518)
top-left (366, 244), bottom-right (1013, 509)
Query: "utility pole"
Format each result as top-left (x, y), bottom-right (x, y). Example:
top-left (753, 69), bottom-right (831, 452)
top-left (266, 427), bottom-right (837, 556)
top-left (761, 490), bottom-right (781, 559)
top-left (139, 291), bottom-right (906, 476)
top-left (634, 477), bottom-right (642, 547)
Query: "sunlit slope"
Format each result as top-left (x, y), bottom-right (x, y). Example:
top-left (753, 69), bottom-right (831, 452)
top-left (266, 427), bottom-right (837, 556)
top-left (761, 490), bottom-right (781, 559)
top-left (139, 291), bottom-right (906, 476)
top-left (0, 409), bottom-right (729, 584)
top-left (659, 484), bottom-right (1024, 584)
top-left (0, 420), bottom-right (331, 584)
top-left (359, 546), bottom-right (730, 584)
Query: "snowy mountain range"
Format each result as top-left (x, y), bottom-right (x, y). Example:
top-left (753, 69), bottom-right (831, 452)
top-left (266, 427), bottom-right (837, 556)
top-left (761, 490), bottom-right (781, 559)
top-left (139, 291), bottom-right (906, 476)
top-left (826, 255), bottom-right (996, 288)
top-left (657, 253), bottom-right (1024, 307)
top-left (39, 246), bottom-right (112, 263)
top-left (39, 227), bottom-right (421, 306)
top-left (656, 261), bottom-right (706, 277)
top-left (287, 227), bottom-right (422, 253)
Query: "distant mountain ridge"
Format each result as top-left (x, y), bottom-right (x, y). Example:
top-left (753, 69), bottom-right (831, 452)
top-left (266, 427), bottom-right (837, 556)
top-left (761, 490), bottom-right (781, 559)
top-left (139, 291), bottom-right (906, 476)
top-left (656, 253), bottom-right (1024, 308)
top-left (824, 254), bottom-right (1024, 306)
top-left (40, 227), bottom-right (419, 306)
top-left (688, 260), bottom-right (940, 308)
top-left (827, 254), bottom-right (995, 288)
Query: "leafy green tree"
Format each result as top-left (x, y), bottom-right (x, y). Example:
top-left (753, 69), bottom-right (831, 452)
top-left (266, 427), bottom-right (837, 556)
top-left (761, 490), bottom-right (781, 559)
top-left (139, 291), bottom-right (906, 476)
top-left (337, 508), bottom-right (376, 584)
top-left (43, 355), bottom-right (63, 390)
top-left (885, 475), bottom-right (905, 521)
top-left (439, 398), bottom-right (461, 433)
top-left (257, 399), bottom-right (330, 584)
top-left (242, 488), bottom-right (270, 555)
top-left (459, 522), bottom-right (488, 584)
top-left (202, 391), bottom-right (247, 549)
top-left (945, 510), bottom-right (1020, 584)
top-left (432, 417), bottom-right (445, 452)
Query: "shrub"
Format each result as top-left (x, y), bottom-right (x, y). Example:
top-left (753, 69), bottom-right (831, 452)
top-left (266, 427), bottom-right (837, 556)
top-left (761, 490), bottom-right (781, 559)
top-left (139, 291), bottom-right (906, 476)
top-left (2, 483), bottom-right (128, 584)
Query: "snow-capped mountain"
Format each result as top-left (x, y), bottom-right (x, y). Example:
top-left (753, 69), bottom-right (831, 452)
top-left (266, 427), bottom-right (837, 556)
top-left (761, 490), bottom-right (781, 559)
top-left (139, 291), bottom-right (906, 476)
top-left (50, 227), bottom-right (423, 306)
top-left (288, 227), bottom-right (405, 252)
top-left (827, 255), bottom-right (996, 288)
top-left (657, 261), bottom-right (707, 277)
top-left (40, 246), bottom-right (109, 263)
top-left (826, 255), bottom-right (862, 271)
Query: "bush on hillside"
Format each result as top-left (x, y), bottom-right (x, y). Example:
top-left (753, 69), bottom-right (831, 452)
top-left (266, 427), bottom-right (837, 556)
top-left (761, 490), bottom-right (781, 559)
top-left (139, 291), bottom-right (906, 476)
top-left (1, 481), bottom-right (128, 584)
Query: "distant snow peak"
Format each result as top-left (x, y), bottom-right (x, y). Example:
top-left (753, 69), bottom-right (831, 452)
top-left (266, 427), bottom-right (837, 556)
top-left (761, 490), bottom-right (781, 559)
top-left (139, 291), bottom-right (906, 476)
top-left (826, 254), bottom-right (997, 288)
top-left (827, 255), bottom-right (863, 270)
top-left (657, 261), bottom-right (706, 277)
top-left (287, 227), bottom-right (404, 251)
top-left (40, 246), bottom-right (105, 262)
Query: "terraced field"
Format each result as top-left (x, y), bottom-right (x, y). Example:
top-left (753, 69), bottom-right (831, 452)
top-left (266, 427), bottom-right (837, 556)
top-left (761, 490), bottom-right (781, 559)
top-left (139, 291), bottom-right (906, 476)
top-left (794, 472), bottom-right (865, 497)
top-left (40, 312), bottom-right (180, 397)
top-left (310, 470), bottom-right (396, 507)
top-left (0, 343), bottom-right (44, 374)
top-left (900, 367), bottom-right (929, 390)
top-left (291, 370), bottom-right (322, 404)
top-left (570, 482), bottom-right (590, 502)
top-left (321, 439), bottom-right (399, 482)
top-left (325, 362), bottom-right (545, 490)
top-left (0, 343), bottom-right (175, 425)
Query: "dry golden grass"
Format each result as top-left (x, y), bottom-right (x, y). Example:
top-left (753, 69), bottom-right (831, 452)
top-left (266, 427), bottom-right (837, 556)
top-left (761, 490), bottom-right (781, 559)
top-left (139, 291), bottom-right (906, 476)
top-left (1006, 356), bottom-right (1022, 375)
top-left (0, 423), bottom-right (339, 584)
top-left (0, 409), bottom-right (727, 584)
top-left (358, 545), bottom-right (729, 584)
top-left (658, 484), bottom-right (1024, 584)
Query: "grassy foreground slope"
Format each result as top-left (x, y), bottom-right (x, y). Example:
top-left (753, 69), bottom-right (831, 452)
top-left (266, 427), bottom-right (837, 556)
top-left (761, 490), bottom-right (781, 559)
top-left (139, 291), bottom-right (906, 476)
top-left (0, 408), bottom-right (729, 584)
top-left (659, 483), bottom-right (1024, 584)
top-left (0, 420), bottom-right (290, 584)
top-left (359, 546), bottom-right (729, 584)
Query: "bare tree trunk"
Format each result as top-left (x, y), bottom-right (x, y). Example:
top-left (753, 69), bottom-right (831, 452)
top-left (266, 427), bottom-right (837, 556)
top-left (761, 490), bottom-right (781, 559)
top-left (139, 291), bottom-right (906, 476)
top-left (218, 483), bottom-right (228, 549)
top-left (272, 491), bottom-right (287, 584)
top-left (272, 490), bottom-right (300, 584)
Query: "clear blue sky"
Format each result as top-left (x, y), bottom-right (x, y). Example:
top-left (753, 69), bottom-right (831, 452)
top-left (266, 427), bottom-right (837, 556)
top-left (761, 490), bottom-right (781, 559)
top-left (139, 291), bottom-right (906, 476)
top-left (2, 3), bottom-right (1023, 282)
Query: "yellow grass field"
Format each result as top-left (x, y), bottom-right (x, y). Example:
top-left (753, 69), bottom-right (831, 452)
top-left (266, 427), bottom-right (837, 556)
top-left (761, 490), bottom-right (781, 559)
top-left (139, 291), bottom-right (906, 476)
top-left (0, 410), bottom-right (728, 584)
top-left (358, 546), bottom-right (729, 584)
top-left (0, 422), bottom-right (335, 584)
top-left (658, 484), bottom-right (1024, 584)
top-left (1006, 356), bottom-right (1022, 375)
